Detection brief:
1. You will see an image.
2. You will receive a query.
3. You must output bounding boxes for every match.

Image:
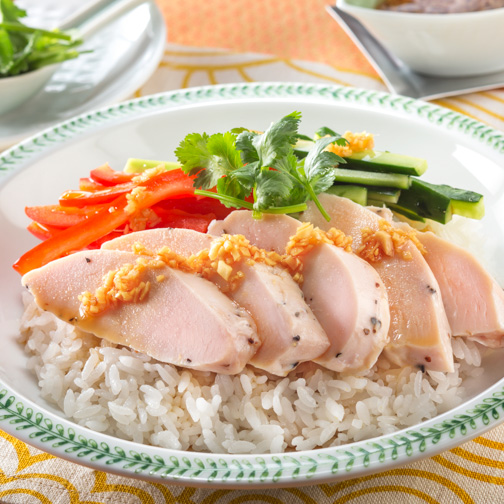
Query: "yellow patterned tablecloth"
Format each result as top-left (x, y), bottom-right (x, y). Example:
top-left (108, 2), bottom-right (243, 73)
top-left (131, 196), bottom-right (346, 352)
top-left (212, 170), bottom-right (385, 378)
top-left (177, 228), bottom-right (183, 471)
top-left (2, 0), bottom-right (504, 501)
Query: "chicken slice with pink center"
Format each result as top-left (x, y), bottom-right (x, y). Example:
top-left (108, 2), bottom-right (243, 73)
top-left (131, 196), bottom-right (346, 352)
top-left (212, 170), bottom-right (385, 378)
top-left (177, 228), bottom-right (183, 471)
top-left (300, 194), bottom-right (454, 373)
top-left (418, 231), bottom-right (504, 347)
top-left (104, 228), bottom-right (329, 376)
top-left (22, 249), bottom-right (258, 374)
top-left (208, 211), bottom-right (390, 373)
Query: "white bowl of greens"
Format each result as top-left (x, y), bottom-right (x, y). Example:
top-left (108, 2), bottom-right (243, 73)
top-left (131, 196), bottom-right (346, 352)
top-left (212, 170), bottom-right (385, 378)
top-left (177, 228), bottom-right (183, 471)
top-left (0, 0), bottom-right (87, 115)
top-left (0, 0), bottom-right (148, 116)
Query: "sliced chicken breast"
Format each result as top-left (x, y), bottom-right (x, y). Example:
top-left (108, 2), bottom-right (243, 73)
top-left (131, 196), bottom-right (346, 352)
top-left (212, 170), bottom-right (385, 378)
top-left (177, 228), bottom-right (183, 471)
top-left (365, 208), bottom-right (504, 348)
top-left (301, 242), bottom-right (390, 373)
top-left (104, 228), bottom-right (329, 376)
top-left (208, 210), bottom-right (299, 254)
top-left (229, 262), bottom-right (330, 375)
top-left (209, 211), bottom-right (390, 374)
top-left (102, 228), bottom-right (213, 255)
top-left (22, 249), bottom-right (259, 374)
top-left (301, 194), bottom-right (454, 373)
top-left (416, 231), bottom-right (504, 347)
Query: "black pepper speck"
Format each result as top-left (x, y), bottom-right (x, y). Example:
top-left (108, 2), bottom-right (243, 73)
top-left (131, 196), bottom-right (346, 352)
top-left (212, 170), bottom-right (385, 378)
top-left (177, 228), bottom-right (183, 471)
top-left (371, 317), bottom-right (382, 329)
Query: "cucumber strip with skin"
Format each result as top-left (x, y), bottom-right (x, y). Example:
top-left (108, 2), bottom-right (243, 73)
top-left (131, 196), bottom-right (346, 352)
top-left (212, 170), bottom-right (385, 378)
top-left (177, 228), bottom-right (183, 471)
top-left (396, 178), bottom-right (484, 223)
top-left (334, 168), bottom-right (411, 189)
top-left (326, 185), bottom-right (368, 205)
top-left (397, 179), bottom-right (452, 223)
top-left (366, 186), bottom-right (401, 204)
top-left (368, 199), bottom-right (426, 223)
top-left (124, 158), bottom-right (180, 174)
top-left (345, 149), bottom-right (428, 176)
top-left (430, 182), bottom-right (485, 219)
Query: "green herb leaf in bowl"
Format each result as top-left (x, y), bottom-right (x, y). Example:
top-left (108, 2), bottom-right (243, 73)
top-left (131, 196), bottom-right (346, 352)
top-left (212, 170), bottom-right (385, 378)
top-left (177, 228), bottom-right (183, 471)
top-left (0, 0), bottom-right (86, 77)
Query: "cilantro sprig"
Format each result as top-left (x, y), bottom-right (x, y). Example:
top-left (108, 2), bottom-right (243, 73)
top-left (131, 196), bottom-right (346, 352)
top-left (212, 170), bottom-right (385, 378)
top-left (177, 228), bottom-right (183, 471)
top-left (175, 112), bottom-right (347, 221)
top-left (0, 0), bottom-right (86, 78)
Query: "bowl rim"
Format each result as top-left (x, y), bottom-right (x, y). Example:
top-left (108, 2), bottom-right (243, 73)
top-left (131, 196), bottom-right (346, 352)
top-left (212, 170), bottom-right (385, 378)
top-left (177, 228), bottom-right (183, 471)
top-left (336, 0), bottom-right (504, 18)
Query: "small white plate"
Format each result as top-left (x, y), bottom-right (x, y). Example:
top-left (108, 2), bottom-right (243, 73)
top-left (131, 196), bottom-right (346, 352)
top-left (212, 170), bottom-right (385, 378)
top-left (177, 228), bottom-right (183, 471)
top-left (0, 0), bottom-right (166, 150)
top-left (0, 83), bottom-right (504, 486)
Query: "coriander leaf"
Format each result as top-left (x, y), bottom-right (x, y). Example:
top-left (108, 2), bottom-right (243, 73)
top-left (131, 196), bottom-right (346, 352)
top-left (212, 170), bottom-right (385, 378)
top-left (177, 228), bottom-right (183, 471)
top-left (274, 152), bottom-right (304, 188)
top-left (304, 136), bottom-right (345, 193)
top-left (268, 153), bottom-right (307, 205)
top-left (216, 176), bottom-right (248, 207)
top-left (252, 111), bottom-right (301, 166)
top-left (295, 133), bottom-right (313, 142)
top-left (254, 169), bottom-right (295, 211)
top-left (175, 132), bottom-right (211, 173)
top-left (229, 163), bottom-right (257, 193)
top-left (236, 130), bottom-right (260, 165)
top-left (315, 126), bottom-right (338, 137)
top-left (207, 131), bottom-right (243, 173)
top-left (306, 151), bottom-right (341, 194)
top-left (230, 127), bottom-right (248, 135)
top-left (215, 161), bottom-right (256, 203)
top-left (175, 131), bottom-right (242, 190)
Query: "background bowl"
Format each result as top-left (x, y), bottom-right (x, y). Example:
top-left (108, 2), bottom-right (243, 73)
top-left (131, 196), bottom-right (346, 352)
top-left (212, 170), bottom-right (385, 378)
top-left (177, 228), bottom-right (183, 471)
top-left (0, 66), bottom-right (58, 116)
top-left (336, 0), bottom-right (504, 77)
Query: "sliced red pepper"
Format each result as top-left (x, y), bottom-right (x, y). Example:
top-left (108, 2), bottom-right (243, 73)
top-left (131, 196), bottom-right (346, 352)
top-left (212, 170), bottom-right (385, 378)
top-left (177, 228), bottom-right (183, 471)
top-left (152, 207), bottom-right (216, 233)
top-left (13, 169), bottom-right (194, 275)
top-left (86, 230), bottom-right (126, 249)
top-left (90, 163), bottom-right (135, 186)
top-left (27, 222), bottom-right (62, 241)
top-left (154, 196), bottom-right (234, 220)
top-left (79, 177), bottom-right (109, 192)
top-left (25, 204), bottom-right (107, 229)
top-left (59, 183), bottom-right (136, 207)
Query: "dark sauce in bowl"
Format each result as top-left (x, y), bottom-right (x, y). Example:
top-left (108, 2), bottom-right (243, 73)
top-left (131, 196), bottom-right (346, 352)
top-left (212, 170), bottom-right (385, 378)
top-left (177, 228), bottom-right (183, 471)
top-left (377, 0), bottom-right (504, 12)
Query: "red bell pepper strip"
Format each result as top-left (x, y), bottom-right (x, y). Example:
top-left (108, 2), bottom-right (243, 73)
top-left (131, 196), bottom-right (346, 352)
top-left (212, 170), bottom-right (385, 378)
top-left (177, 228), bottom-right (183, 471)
top-left (13, 169), bottom-right (194, 275)
top-left (27, 222), bottom-right (62, 241)
top-left (151, 207), bottom-right (216, 233)
top-left (59, 183), bottom-right (137, 207)
top-left (86, 230), bottom-right (126, 250)
top-left (25, 204), bottom-right (107, 229)
top-left (153, 196), bottom-right (234, 220)
top-left (90, 163), bottom-right (135, 186)
top-left (79, 177), bottom-right (109, 192)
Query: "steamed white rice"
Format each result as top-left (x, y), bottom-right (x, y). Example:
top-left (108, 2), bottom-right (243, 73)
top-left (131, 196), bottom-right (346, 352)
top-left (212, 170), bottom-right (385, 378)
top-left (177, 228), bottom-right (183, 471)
top-left (19, 289), bottom-right (485, 454)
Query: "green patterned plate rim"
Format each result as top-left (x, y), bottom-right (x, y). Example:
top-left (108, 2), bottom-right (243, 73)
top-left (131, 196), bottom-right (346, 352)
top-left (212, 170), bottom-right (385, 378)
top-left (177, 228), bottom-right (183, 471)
top-left (1, 82), bottom-right (503, 487)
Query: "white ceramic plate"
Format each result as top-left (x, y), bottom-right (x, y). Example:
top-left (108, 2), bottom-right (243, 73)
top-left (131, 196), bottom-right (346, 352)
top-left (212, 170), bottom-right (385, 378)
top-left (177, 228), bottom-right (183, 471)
top-left (1, 83), bottom-right (504, 487)
top-left (0, 0), bottom-right (166, 151)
